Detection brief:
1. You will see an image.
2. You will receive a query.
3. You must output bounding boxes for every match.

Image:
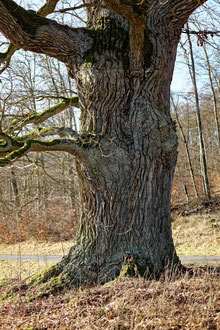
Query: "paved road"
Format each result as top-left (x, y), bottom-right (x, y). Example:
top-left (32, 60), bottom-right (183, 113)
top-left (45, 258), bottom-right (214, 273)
top-left (0, 255), bottom-right (62, 262)
top-left (0, 255), bottom-right (220, 265)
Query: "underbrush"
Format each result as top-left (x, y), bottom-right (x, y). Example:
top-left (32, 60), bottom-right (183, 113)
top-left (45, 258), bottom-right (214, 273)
top-left (0, 268), bottom-right (219, 329)
top-left (0, 201), bottom-right (78, 244)
top-left (0, 198), bottom-right (219, 249)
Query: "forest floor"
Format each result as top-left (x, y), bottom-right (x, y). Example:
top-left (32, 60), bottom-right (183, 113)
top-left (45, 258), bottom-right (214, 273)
top-left (0, 266), bottom-right (219, 328)
top-left (0, 198), bottom-right (219, 328)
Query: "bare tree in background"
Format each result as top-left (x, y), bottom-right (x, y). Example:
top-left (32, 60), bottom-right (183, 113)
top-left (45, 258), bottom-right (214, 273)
top-left (186, 23), bottom-right (211, 199)
top-left (171, 96), bottom-right (199, 199)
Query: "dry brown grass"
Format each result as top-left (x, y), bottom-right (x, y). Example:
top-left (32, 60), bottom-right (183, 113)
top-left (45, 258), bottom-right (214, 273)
top-left (0, 269), bottom-right (219, 329)
top-left (0, 240), bottom-right (72, 256)
top-left (172, 211), bottom-right (220, 256)
top-left (0, 201), bottom-right (219, 328)
top-left (0, 260), bottom-right (56, 281)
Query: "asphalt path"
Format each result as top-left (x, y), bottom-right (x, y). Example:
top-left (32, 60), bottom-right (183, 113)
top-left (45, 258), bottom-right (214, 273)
top-left (0, 255), bottom-right (220, 265)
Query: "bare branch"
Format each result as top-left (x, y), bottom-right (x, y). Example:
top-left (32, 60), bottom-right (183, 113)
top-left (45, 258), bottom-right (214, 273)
top-left (19, 127), bottom-right (82, 141)
top-left (0, 43), bottom-right (17, 74)
top-left (0, 0), bottom-right (92, 61)
top-left (55, 3), bottom-right (107, 13)
top-left (183, 29), bottom-right (220, 36)
top-left (8, 96), bottom-right (79, 133)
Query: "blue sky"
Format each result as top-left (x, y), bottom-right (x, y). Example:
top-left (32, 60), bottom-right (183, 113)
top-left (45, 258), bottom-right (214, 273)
top-left (172, 0), bottom-right (219, 95)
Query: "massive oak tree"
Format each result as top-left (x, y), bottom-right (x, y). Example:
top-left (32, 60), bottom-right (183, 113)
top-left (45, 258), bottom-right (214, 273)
top-left (0, 0), bottom-right (207, 289)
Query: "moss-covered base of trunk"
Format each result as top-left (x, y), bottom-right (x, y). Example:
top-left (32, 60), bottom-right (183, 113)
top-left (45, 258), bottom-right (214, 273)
top-left (0, 264), bottom-right (67, 301)
top-left (0, 247), bottom-right (182, 301)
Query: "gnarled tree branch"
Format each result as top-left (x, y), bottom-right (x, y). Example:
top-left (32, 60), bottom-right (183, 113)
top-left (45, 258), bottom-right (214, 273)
top-left (37, 0), bottom-right (60, 18)
top-left (0, 0), bottom-right (60, 74)
top-left (165, 0), bottom-right (208, 26)
top-left (0, 137), bottom-right (92, 167)
top-left (102, 0), bottom-right (207, 24)
top-left (0, 0), bottom-right (92, 63)
top-left (0, 131), bottom-right (13, 151)
top-left (103, 0), bottom-right (143, 22)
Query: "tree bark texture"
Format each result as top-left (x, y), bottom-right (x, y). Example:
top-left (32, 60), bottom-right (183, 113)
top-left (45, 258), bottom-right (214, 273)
top-left (0, 0), bottom-right (207, 286)
top-left (58, 8), bottom-right (185, 284)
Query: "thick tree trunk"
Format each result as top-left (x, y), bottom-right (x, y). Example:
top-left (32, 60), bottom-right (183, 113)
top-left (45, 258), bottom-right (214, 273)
top-left (60, 135), bottom-right (178, 284)
top-left (54, 12), bottom-right (181, 285)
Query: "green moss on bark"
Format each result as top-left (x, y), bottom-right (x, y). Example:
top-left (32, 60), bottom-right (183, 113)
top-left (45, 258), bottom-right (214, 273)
top-left (26, 264), bottom-right (61, 287)
top-left (27, 275), bottom-right (68, 301)
top-left (84, 14), bottom-right (153, 75)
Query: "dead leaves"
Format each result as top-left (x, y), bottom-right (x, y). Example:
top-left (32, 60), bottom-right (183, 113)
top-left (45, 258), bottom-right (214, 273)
top-left (0, 271), bottom-right (219, 329)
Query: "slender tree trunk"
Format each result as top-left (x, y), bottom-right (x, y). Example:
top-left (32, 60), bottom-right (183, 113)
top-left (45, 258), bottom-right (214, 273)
top-left (0, 177), bottom-right (4, 213)
top-left (36, 153), bottom-right (45, 212)
top-left (171, 97), bottom-right (199, 198)
top-left (67, 109), bottom-right (78, 210)
top-left (186, 24), bottom-right (211, 199)
top-left (10, 167), bottom-right (20, 215)
top-left (203, 43), bottom-right (220, 147)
